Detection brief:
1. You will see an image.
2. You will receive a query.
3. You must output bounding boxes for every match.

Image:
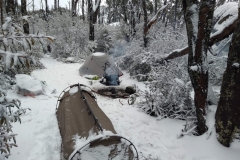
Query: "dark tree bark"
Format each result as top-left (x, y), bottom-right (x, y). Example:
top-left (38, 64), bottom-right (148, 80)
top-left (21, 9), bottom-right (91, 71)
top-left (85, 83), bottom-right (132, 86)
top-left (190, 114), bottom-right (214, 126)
top-left (54, 0), bottom-right (57, 10)
top-left (72, 0), bottom-right (79, 17)
top-left (154, 0), bottom-right (157, 14)
top-left (88, 0), bottom-right (94, 41)
top-left (162, 0), bottom-right (167, 23)
top-left (183, 0), bottom-right (215, 135)
top-left (6, 0), bottom-right (15, 15)
top-left (21, 0), bottom-right (29, 34)
top-left (173, 0), bottom-right (178, 30)
top-left (121, 0), bottom-right (127, 23)
top-left (142, 0), bottom-right (148, 47)
top-left (0, 0), bottom-right (3, 25)
top-left (215, 7), bottom-right (240, 147)
top-left (82, 0), bottom-right (85, 21)
top-left (88, 0), bottom-right (101, 41)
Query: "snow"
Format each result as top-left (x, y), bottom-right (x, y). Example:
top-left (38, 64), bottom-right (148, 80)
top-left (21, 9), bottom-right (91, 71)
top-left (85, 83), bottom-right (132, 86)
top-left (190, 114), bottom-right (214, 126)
top-left (190, 65), bottom-right (198, 71)
top-left (15, 74), bottom-right (43, 95)
top-left (211, 2), bottom-right (238, 38)
top-left (69, 86), bottom-right (78, 95)
top-left (189, 4), bottom-right (199, 57)
top-left (232, 63), bottom-right (239, 68)
top-left (93, 52), bottom-right (106, 57)
top-left (7, 55), bottom-right (240, 160)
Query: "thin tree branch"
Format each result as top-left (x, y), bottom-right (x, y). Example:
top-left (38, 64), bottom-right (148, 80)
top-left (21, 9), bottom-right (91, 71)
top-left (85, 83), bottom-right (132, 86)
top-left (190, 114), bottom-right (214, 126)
top-left (164, 18), bottom-right (238, 60)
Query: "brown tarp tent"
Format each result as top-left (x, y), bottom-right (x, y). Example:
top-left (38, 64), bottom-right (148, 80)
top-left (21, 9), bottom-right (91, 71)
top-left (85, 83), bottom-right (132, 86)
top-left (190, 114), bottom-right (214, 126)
top-left (56, 84), bottom-right (138, 160)
top-left (79, 52), bottom-right (123, 77)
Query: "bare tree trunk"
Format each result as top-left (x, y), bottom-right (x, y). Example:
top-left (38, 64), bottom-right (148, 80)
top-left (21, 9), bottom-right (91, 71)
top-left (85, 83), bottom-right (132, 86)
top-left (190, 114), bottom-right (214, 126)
top-left (72, 0), bottom-right (79, 17)
top-left (6, 0), bottom-right (15, 15)
top-left (173, 0), bottom-right (178, 30)
top-left (215, 6), bottom-right (240, 147)
top-left (0, 0), bottom-right (3, 25)
top-left (162, 0), bottom-right (167, 23)
top-left (121, 0), bottom-right (127, 23)
top-left (82, 0), bottom-right (85, 21)
top-left (88, 0), bottom-right (94, 41)
top-left (142, 0), bottom-right (148, 47)
top-left (54, 0), bottom-right (57, 10)
top-left (216, 0), bottom-right (225, 7)
top-left (21, 0), bottom-right (29, 34)
top-left (154, 0), bottom-right (157, 14)
top-left (183, 0), bottom-right (215, 135)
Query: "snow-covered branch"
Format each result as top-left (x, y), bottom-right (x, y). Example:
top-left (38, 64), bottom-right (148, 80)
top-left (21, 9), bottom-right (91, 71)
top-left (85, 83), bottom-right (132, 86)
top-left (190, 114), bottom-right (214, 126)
top-left (144, 3), bottom-right (169, 35)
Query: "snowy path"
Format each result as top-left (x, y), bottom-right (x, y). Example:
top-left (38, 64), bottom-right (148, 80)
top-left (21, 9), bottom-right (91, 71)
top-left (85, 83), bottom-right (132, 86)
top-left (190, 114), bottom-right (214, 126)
top-left (8, 56), bottom-right (240, 160)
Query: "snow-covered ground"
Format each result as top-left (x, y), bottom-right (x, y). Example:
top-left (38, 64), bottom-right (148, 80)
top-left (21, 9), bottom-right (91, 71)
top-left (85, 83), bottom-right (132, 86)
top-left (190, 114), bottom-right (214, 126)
top-left (8, 55), bottom-right (240, 160)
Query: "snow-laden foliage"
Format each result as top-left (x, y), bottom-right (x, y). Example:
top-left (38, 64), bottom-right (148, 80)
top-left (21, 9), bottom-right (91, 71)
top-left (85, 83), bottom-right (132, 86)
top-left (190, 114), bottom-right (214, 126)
top-left (0, 90), bottom-right (28, 160)
top-left (0, 17), bottom-right (50, 77)
top-left (208, 54), bottom-right (227, 86)
top-left (0, 74), bottom-right (15, 91)
top-left (137, 59), bottom-right (194, 120)
top-left (116, 21), bottom-right (194, 120)
top-left (35, 12), bottom-right (125, 63)
top-left (38, 12), bottom-right (89, 62)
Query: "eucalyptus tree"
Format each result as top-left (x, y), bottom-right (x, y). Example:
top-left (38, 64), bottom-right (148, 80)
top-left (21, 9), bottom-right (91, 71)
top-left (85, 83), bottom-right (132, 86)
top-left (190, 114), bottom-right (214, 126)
top-left (182, 0), bottom-right (215, 135)
top-left (215, 3), bottom-right (240, 147)
top-left (88, 0), bottom-right (101, 41)
top-left (72, 0), bottom-right (79, 17)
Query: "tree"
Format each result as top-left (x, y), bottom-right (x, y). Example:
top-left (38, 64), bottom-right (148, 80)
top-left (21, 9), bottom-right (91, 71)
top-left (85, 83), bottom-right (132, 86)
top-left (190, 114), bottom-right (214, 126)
top-left (54, 0), bottom-right (57, 10)
top-left (82, 0), bottom-right (85, 21)
top-left (215, 4), bottom-right (240, 147)
top-left (142, 0), bottom-right (148, 47)
top-left (88, 0), bottom-right (101, 41)
top-left (72, 0), bottom-right (79, 17)
top-left (5, 0), bottom-right (15, 15)
top-left (182, 0), bottom-right (215, 135)
top-left (0, 0), bottom-right (3, 25)
top-left (21, 0), bottom-right (29, 34)
top-left (143, 1), bottom-right (168, 47)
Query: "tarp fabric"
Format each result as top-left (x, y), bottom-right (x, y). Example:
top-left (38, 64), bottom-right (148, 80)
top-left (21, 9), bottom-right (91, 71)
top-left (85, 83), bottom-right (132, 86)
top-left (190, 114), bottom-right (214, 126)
top-left (56, 85), bottom-right (117, 159)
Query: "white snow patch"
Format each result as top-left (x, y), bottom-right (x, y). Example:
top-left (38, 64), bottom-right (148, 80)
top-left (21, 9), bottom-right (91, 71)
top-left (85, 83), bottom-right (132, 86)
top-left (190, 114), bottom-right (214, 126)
top-left (69, 86), bottom-right (78, 95)
top-left (232, 63), bottom-right (239, 68)
top-left (15, 74), bottom-right (43, 95)
top-left (93, 52), bottom-right (106, 57)
top-left (190, 65), bottom-right (198, 71)
top-left (7, 55), bottom-right (240, 160)
top-left (211, 2), bottom-right (238, 38)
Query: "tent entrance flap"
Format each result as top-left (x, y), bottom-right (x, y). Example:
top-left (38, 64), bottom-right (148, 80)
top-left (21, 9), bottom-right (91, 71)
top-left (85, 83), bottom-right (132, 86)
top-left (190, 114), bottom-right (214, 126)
top-left (56, 84), bottom-right (138, 160)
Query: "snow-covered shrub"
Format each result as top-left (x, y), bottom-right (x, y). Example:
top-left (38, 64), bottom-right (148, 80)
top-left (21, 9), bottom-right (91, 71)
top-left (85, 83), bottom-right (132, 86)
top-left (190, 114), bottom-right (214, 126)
top-left (137, 58), bottom-right (194, 120)
top-left (0, 17), bottom-right (51, 77)
top-left (0, 90), bottom-right (28, 160)
top-left (36, 12), bottom-right (90, 62)
top-left (0, 74), bottom-right (15, 90)
top-left (95, 27), bottom-right (112, 53)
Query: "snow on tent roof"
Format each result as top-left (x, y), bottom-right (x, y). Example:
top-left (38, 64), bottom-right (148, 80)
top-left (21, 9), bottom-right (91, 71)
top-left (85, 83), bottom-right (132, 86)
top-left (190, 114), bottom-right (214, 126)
top-left (92, 52), bottom-right (105, 57)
